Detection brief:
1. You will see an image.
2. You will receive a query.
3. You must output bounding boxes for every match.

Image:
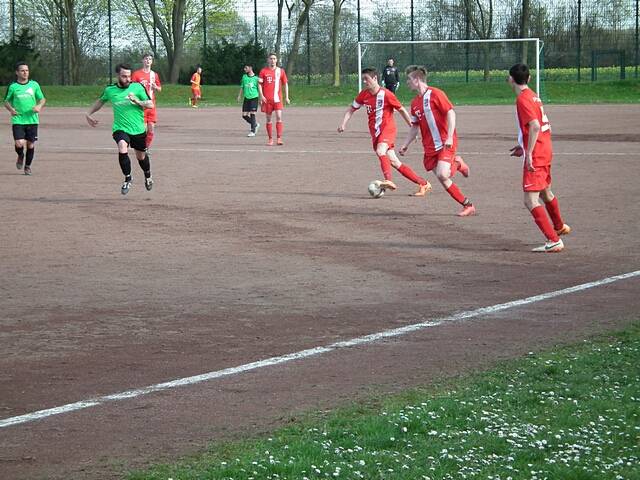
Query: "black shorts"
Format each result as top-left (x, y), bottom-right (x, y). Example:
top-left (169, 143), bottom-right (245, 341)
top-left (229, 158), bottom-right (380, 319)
top-left (12, 124), bottom-right (38, 142)
top-left (242, 98), bottom-right (259, 112)
top-left (112, 130), bottom-right (146, 152)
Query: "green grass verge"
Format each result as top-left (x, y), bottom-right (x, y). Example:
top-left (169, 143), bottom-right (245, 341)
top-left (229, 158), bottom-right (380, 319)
top-left (128, 322), bottom-right (640, 480)
top-left (39, 79), bottom-right (640, 108)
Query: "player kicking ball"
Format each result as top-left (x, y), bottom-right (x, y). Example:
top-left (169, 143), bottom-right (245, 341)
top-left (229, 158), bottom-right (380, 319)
top-left (338, 67), bottom-right (432, 196)
top-left (508, 63), bottom-right (570, 253)
top-left (399, 65), bottom-right (475, 216)
top-left (86, 63), bottom-right (155, 195)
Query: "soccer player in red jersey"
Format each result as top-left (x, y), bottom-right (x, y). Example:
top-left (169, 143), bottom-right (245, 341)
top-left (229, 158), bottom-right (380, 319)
top-left (508, 63), bottom-right (570, 252)
top-left (258, 53), bottom-right (290, 146)
top-left (338, 67), bottom-right (431, 196)
top-left (399, 65), bottom-right (474, 214)
top-left (132, 53), bottom-right (162, 149)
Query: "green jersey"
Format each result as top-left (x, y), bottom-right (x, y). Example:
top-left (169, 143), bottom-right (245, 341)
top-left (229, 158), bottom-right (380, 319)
top-left (3, 80), bottom-right (45, 125)
top-left (99, 82), bottom-right (149, 134)
top-left (240, 74), bottom-right (259, 100)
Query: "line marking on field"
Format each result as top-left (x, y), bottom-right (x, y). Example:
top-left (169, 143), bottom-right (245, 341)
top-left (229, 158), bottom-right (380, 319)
top-left (1, 270), bottom-right (639, 430)
top-left (45, 146), bottom-right (630, 156)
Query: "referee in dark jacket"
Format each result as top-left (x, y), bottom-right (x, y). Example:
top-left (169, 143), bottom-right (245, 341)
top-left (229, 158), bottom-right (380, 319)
top-left (382, 58), bottom-right (400, 93)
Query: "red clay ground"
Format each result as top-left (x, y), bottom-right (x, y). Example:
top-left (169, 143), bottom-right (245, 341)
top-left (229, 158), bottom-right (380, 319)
top-left (1, 105), bottom-right (639, 479)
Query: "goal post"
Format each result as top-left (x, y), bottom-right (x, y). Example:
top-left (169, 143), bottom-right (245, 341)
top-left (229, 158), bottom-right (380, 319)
top-left (357, 38), bottom-right (544, 97)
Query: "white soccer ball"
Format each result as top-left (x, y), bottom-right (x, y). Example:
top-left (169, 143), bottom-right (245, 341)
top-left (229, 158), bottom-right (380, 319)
top-left (368, 180), bottom-right (385, 198)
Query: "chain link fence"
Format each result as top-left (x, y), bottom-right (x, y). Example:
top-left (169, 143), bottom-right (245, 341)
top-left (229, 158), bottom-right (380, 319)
top-left (0, 0), bottom-right (638, 85)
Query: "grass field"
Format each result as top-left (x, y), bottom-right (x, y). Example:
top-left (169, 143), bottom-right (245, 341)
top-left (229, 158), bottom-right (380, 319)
top-left (40, 79), bottom-right (640, 108)
top-left (128, 323), bottom-right (640, 480)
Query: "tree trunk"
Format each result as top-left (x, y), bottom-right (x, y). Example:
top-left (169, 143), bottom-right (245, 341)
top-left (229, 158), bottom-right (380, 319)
top-left (63, 0), bottom-right (81, 84)
top-left (275, 0), bottom-right (285, 57)
top-left (169, 0), bottom-right (186, 82)
top-left (520, 0), bottom-right (530, 64)
top-left (332, 0), bottom-right (343, 87)
top-left (287, 0), bottom-right (313, 75)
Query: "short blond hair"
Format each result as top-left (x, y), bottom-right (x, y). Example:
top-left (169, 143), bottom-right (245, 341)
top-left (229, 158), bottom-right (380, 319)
top-left (405, 65), bottom-right (427, 81)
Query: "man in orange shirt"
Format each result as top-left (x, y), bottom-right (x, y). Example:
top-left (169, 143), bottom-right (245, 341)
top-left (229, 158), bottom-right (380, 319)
top-left (190, 66), bottom-right (202, 108)
top-left (508, 63), bottom-right (570, 253)
top-left (132, 53), bottom-right (162, 148)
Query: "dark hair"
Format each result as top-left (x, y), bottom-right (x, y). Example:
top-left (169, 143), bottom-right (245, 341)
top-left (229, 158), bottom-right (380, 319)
top-left (142, 53), bottom-right (153, 59)
top-left (405, 65), bottom-right (427, 80)
top-left (267, 52), bottom-right (277, 58)
top-left (115, 63), bottom-right (132, 73)
top-left (15, 61), bottom-right (28, 70)
top-left (244, 64), bottom-right (253, 69)
top-left (509, 63), bottom-right (530, 85)
top-left (361, 67), bottom-right (378, 78)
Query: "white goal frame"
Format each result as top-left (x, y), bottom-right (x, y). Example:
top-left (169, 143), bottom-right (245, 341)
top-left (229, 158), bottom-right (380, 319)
top-left (357, 38), bottom-right (543, 94)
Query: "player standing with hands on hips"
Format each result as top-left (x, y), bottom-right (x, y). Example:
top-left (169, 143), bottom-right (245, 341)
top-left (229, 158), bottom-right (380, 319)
top-left (339, 67), bottom-right (431, 196)
top-left (132, 53), bottom-right (162, 150)
top-left (399, 65), bottom-right (474, 216)
top-left (258, 53), bottom-right (290, 146)
top-left (237, 64), bottom-right (260, 137)
top-left (508, 63), bottom-right (570, 252)
top-left (3, 61), bottom-right (46, 175)
top-left (86, 63), bottom-right (154, 195)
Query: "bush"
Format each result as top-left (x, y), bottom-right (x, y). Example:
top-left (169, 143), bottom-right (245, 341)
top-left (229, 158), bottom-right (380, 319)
top-left (0, 29), bottom-right (40, 85)
top-left (183, 40), bottom-right (267, 86)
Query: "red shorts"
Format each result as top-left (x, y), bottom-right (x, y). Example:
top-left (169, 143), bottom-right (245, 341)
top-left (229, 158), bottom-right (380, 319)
top-left (144, 107), bottom-right (157, 124)
top-left (261, 99), bottom-right (283, 114)
top-left (191, 87), bottom-right (201, 98)
top-left (423, 146), bottom-right (456, 172)
top-left (372, 128), bottom-right (396, 151)
top-left (523, 164), bottom-right (552, 192)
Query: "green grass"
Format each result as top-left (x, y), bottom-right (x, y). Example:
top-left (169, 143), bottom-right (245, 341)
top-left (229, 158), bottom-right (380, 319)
top-left (40, 79), bottom-right (640, 108)
top-left (128, 322), bottom-right (640, 480)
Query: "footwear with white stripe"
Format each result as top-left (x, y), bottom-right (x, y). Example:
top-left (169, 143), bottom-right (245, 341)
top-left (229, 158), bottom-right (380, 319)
top-left (532, 238), bottom-right (564, 253)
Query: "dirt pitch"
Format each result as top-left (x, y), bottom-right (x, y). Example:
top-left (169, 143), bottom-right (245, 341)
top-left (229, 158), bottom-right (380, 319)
top-left (1, 104), bottom-right (639, 479)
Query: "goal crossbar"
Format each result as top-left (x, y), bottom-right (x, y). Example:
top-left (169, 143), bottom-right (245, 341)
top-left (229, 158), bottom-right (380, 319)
top-left (357, 38), bottom-right (543, 94)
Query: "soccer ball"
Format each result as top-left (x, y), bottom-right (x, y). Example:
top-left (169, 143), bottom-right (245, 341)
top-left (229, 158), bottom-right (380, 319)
top-left (368, 180), bottom-right (385, 198)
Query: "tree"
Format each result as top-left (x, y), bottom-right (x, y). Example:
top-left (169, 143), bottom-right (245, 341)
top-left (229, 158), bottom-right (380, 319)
top-left (0, 28), bottom-right (39, 84)
top-left (463, 0), bottom-right (493, 80)
top-left (331, 0), bottom-right (347, 86)
top-left (286, 0), bottom-right (314, 75)
top-left (124, 0), bottom-right (234, 83)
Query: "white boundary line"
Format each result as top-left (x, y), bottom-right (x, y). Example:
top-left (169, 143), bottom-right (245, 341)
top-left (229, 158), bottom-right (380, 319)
top-left (42, 146), bottom-right (630, 156)
top-left (1, 270), bottom-right (639, 430)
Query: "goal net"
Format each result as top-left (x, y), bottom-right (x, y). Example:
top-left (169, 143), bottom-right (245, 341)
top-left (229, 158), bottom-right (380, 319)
top-left (357, 38), bottom-right (544, 96)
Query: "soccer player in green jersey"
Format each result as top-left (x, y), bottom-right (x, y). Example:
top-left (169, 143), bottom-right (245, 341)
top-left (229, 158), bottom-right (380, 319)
top-left (237, 64), bottom-right (260, 137)
top-left (3, 62), bottom-right (46, 175)
top-left (86, 63), bottom-right (154, 195)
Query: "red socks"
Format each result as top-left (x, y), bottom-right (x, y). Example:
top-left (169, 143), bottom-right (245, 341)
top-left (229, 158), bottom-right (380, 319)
top-left (276, 121), bottom-right (283, 138)
top-left (544, 197), bottom-right (564, 231)
top-left (446, 183), bottom-right (466, 205)
top-left (378, 155), bottom-right (392, 180)
top-left (531, 206), bottom-right (559, 242)
top-left (266, 123), bottom-right (273, 139)
top-left (398, 164), bottom-right (427, 185)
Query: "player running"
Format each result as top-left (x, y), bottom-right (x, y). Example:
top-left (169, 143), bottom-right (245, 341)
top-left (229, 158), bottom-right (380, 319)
top-left (86, 63), bottom-right (154, 195)
top-left (258, 53), bottom-right (290, 146)
top-left (190, 66), bottom-right (202, 108)
top-left (338, 67), bottom-right (431, 196)
top-left (132, 53), bottom-right (162, 149)
top-left (3, 61), bottom-right (46, 176)
top-left (237, 64), bottom-right (260, 137)
top-left (508, 63), bottom-right (570, 253)
top-left (399, 65), bottom-right (474, 216)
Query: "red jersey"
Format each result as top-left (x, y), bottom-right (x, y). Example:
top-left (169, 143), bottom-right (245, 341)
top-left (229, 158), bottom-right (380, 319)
top-left (516, 88), bottom-right (552, 166)
top-left (132, 69), bottom-right (161, 104)
top-left (352, 87), bottom-right (402, 139)
top-left (259, 67), bottom-right (288, 103)
top-left (409, 87), bottom-right (456, 157)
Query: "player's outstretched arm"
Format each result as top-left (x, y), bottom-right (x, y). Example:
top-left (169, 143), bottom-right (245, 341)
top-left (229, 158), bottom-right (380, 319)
top-left (86, 99), bottom-right (105, 127)
top-left (337, 107), bottom-right (355, 133)
top-left (398, 106), bottom-right (413, 127)
top-left (399, 125), bottom-right (419, 156)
